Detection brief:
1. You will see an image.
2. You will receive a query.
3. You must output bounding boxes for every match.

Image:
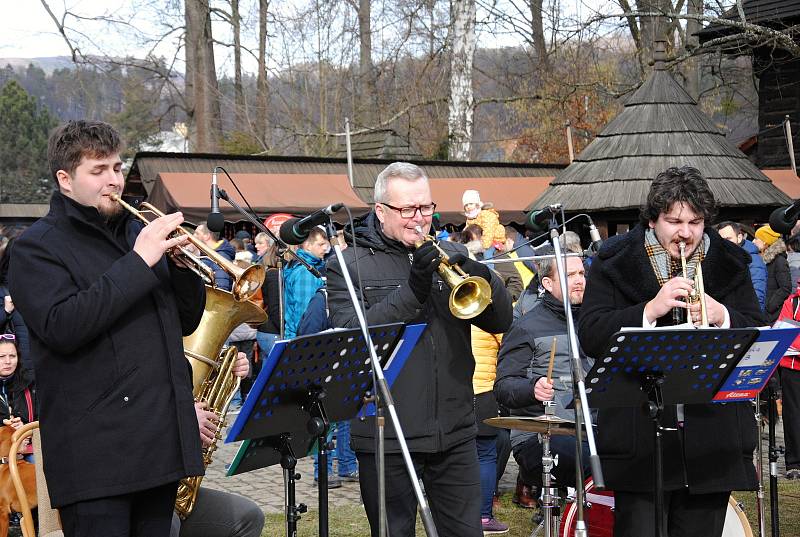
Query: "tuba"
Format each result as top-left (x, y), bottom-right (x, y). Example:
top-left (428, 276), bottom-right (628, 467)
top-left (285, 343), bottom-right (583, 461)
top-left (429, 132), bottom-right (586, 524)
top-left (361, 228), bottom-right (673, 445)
top-left (414, 226), bottom-right (492, 319)
top-left (679, 241), bottom-right (708, 327)
top-left (175, 286), bottom-right (266, 519)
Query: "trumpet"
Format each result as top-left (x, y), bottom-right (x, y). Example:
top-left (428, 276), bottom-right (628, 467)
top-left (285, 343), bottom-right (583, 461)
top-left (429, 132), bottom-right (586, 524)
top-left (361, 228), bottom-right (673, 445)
top-left (109, 193), bottom-right (265, 301)
top-left (414, 226), bottom-right (492, 319)
top-left (679, 241), bottom-right (708, 327)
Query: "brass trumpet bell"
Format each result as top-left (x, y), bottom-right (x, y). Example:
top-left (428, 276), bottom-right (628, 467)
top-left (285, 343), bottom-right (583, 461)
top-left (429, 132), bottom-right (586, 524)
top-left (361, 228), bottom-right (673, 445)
top-left (109, 193), bottom-right (265, 301)
top-left (414, 226), bottom-right (492, 320)
top-left (446, 271), bottom-right (493, 320)
top-left (679, 241), bottom-right (708, 327)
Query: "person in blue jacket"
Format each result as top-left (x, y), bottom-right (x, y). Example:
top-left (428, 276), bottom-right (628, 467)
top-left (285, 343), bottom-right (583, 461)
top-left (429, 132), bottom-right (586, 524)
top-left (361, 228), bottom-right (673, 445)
top-left (717, 221), bottom-right (767, 311)
top-left (283, 226), bottom-right (329, 339)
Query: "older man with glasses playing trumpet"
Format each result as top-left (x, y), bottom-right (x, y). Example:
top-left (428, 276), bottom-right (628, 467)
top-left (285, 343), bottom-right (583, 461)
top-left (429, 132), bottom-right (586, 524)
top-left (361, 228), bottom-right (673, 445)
top-left (326, 162), bottom-right (513, 537)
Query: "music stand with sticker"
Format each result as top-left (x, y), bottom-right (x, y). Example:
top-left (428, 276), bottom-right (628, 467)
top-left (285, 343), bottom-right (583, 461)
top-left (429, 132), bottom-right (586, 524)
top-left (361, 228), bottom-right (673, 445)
top-left (224, 322), bottom-right (423, 537)
top-left (584, 327), bottom-right (759, 537)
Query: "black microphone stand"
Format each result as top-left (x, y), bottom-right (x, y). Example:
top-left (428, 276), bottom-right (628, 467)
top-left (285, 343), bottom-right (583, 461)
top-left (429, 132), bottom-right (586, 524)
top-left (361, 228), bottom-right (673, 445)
top-left (544, 209), bottom-right (605, 537)
top-left (766, 376), bottom-right (782, 537)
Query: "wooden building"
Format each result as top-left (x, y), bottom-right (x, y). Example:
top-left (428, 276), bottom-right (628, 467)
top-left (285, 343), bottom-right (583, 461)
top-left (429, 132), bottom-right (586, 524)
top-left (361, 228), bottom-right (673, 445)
top-left (700, 0), bottom-right (800, 170)
top-left (529, 42), bottom-right (792, 237)
top-left (125, 152), bottom-right (564, 228)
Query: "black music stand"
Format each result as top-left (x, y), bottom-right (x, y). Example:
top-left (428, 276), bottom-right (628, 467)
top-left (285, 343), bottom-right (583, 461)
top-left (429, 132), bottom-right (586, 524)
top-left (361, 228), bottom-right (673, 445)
top-left (584, 327), bottom-right (760, 537)
top-left (225, 323), bottom-right (423, 537)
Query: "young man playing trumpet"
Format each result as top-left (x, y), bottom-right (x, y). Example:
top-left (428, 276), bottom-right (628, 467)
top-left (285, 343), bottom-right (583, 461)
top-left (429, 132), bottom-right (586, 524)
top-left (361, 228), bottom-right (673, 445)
top-left (326, 162), bottom-right (513, 537)
top-left (577, 166), bottom-right (764, 537)
top-left (10, 120), bottom-right (206, 537)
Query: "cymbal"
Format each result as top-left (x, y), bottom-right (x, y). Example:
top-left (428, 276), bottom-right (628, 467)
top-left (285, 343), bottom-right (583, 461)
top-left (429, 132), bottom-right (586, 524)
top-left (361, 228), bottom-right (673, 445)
top-left (483, 416), bottom-right (576, 436)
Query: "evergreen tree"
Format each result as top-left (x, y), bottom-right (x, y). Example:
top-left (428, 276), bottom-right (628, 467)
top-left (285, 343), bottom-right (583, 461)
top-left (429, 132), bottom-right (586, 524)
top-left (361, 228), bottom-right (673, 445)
top-left (0, 80), bottom-right (56, 203)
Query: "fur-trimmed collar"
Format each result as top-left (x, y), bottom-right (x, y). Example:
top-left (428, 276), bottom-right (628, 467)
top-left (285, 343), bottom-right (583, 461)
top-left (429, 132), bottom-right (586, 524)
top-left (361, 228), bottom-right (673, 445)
top-left (594, 224), bottom-right (753, 305)
top-left (760, 238), bottom-right (787, 264)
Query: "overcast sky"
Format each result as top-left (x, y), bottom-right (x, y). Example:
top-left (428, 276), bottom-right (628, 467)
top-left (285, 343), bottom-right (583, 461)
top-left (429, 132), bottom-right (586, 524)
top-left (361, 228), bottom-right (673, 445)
top-left (0, 0), bottom-right (610, 63)
top-left (0, 1), bottom-right (121, 58)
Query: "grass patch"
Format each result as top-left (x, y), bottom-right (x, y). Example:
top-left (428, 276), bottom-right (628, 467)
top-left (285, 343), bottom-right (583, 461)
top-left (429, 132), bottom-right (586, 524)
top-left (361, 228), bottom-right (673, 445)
top-left (262, 482), bottom-right (800, 536)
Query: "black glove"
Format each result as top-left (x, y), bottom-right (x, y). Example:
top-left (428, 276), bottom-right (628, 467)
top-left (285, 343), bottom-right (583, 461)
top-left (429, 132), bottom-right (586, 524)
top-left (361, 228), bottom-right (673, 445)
top-left (408, 241), bottom-right (441, 303)
top-left (447, 253), bottom-right (492, 283)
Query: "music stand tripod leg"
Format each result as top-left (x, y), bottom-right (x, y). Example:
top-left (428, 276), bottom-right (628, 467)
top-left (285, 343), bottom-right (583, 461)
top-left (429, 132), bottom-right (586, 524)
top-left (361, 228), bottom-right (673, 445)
top-left (306, 390), bottom-right (331, 537)
top-left (278, 434), bottom-right (307, 537)
top-left (643, 374), bottom-right (668, 537)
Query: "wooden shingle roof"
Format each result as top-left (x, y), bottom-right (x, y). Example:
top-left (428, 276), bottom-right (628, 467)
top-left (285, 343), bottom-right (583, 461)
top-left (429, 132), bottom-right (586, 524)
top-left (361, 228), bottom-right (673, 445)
top-left (126, 152), bottom-right (564, 225)
top-left (530, 44), bottom-right (792, 212)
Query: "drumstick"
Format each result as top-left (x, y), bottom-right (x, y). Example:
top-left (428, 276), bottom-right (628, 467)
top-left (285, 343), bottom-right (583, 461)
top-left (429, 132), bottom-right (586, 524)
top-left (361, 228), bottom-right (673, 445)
top-left (546, 337), bottom-right (557, 383)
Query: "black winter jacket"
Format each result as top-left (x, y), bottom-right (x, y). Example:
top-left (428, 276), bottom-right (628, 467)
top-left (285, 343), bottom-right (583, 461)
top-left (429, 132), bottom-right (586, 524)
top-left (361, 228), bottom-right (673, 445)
top-left (495, 292), bottom-right (590, 446)
top-left (9, 191), bottom-right (206, 507)
top-left (0, 369), bottom-right (36, 424)
top-left (0, 285), bottom-right (32, 374)
top-left (577, 225), bottom-right (763, 493)
top-left (762, 240), bottom-right (792, 323)
top-left (326, 212), bottom-right (513, 453)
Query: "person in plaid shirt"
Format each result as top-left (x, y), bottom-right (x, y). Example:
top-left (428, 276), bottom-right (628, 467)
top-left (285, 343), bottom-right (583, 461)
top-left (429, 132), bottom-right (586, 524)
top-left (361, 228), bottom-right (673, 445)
top-left (282, 226), bottom-right (329, 339)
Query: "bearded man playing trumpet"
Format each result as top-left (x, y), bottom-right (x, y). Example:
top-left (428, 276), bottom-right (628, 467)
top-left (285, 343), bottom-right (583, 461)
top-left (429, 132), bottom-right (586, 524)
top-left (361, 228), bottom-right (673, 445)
top-left (9, 120), bottom-right (206, 537)
top-left (326, 162), bottom-right (513, 537)
top-left (578, 166), bottom-right (764, 537)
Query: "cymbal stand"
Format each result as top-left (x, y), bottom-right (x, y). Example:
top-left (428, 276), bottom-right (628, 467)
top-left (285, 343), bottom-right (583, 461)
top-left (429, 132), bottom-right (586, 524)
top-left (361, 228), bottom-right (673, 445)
top-left (534, 402), bottom-right (561, 537)
top-left (767, 378), bottom-right (782, 537)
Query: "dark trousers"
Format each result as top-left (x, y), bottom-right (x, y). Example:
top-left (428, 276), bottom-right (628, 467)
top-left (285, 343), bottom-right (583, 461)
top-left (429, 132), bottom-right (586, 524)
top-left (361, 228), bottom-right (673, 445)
top-left (781, 367), bottom-right (800, 468)
top-left (476, 435), bottom-right (497, 518)
top-left (613, 489), bottom-right (729, 537)
top-left (495, 427), bottom-right (511, 488)
top-left (356, 438), bottom-right (482, 537)
top-left (169, 487), bottom-right (265, 537)
top-left (60, 481), bottom-right (178, 537)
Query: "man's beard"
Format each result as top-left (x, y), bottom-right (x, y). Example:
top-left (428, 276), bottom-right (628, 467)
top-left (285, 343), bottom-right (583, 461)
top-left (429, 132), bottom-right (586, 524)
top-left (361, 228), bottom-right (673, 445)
top-left (99, 200), bottom-right (123, 222)
top-left (568, 291), bottom-right (584, 305)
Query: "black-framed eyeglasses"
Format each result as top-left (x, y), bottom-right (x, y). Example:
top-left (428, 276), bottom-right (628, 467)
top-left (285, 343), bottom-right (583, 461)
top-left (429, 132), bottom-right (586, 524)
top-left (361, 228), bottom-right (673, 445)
top-left (380, 202), bottom-right (437, 219)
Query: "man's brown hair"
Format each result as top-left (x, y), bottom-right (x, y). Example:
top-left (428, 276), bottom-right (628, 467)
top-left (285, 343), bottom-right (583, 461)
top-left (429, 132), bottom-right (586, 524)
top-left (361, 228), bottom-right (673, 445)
top-left (640, 166), bottom-right (717, 225)
top-left (48, 120), bottom-right (124, 183)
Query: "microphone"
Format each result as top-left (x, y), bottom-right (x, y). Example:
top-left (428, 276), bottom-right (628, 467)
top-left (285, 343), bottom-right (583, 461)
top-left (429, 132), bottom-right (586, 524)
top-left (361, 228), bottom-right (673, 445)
top-left (207, 169), bottom-right (225, 233)
top-left (586, 217), bottom-right (603, 254)
top-left (279, 203), bottom-right (345, 245)
top-left (525, 204), bottom-right (562, 232)
top-left (769, 200), bottom-right (800, 234)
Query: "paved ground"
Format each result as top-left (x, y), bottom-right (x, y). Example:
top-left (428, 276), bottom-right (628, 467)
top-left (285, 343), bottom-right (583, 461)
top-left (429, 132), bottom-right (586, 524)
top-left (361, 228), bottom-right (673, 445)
top-left (202, 409), bottom-right (787, 515)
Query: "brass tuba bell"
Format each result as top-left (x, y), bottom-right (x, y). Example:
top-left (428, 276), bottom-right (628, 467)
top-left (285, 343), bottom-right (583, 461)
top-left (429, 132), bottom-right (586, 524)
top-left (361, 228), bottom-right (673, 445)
top-left (175, 286), bottom-right (267, 519)
top-left (414, 226), bottom-right (492, 319)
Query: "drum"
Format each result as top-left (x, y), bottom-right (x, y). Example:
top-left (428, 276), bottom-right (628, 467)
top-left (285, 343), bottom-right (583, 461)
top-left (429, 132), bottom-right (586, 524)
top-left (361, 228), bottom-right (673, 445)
top-left (559, 479), bottom-right (753, 537)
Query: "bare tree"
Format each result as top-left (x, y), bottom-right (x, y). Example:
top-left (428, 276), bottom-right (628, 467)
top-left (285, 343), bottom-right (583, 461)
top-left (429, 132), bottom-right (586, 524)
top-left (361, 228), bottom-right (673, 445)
top-left (185, 0), bottom-right (222, 151)
top-left (448, 0), bottom-right (477, 160)
top-left (256, 0), bottom-right (270, 147)
top-left (231, 0), bottom-right (246, 130)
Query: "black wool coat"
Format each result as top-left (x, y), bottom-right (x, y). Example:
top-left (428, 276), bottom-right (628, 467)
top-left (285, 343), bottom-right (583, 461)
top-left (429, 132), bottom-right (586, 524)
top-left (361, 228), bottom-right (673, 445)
top-left (9, 191), bottom-right (206, 507)
top-left (577, 225), bottom-right (764, 494)
top-left (327, 212), bottom-right (513, 453)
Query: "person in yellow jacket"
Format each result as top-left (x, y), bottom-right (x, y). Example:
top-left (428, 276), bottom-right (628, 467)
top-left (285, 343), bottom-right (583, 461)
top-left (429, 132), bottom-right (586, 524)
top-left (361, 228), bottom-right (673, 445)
top-left (463, 189), bottom-right (505, 250)
top-left (471, 253), bottom-right (519, 534)
top-left (472, 323), bottom-right (509, 534)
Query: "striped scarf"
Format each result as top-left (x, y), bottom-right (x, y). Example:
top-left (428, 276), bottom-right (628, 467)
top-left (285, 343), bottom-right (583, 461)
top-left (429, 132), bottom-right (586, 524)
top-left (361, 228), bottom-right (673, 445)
top-left (644, 228), bottom-right (709, 324)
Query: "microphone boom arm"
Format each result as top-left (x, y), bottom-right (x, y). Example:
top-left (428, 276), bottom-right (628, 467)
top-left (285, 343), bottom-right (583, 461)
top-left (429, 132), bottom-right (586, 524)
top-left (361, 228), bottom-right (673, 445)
top-left (216, 188), bottom-right (322, 279)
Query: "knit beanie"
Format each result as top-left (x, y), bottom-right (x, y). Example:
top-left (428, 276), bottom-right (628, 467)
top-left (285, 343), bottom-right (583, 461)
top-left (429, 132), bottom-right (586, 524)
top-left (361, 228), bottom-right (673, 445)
top-left (462, 189), bottom-right (482, 207)
top-left (755, 225), bottom-right (781, 248)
